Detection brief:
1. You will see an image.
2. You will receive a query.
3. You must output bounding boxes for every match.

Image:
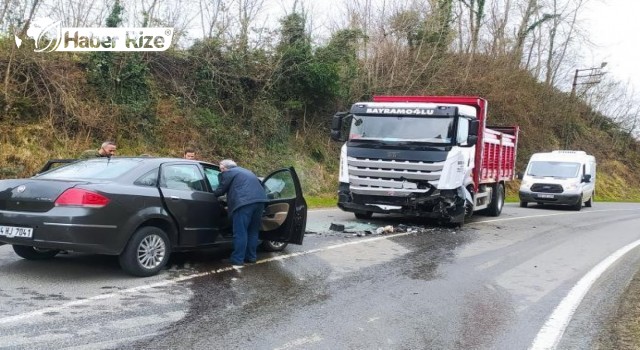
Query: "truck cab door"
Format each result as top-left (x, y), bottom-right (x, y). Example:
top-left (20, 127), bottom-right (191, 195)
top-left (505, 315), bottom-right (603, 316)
top-left (259, 167), bottom-right (307, 245)
top-left (159, 163), bottom-right (224, 247)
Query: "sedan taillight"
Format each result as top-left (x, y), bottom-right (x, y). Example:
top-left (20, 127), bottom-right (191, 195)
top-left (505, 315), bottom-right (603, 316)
top-left (55, 188), bottom-right (110, 207)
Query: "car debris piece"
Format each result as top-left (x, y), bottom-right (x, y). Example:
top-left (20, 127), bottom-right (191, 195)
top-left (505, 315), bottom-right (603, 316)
top-left (329, 223), bottom-right (345, 232)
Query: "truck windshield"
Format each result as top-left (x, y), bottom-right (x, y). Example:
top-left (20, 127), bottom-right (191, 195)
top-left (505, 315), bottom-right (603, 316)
top-left (349, 114), bottom-right (454, 144)
top-left (527, 161), bottom-right (580, 178)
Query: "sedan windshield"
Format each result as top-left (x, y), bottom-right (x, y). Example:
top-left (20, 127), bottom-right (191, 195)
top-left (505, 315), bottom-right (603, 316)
top-left (349, 114), bottom-right (454, 144)
top-left (527, 161), bottom-right (580, 178)
top-left (36, 158), bottom-right (142, 180)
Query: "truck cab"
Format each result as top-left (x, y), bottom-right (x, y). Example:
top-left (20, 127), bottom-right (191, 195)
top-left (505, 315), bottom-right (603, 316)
top-left (331, 96), bottom-right (519, 226)
top-left (519, 150), bottom-right (596, 210)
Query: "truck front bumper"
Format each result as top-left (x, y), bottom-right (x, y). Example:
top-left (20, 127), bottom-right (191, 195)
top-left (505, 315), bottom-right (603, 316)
top-left (338, 182), bottom-right (465, 221)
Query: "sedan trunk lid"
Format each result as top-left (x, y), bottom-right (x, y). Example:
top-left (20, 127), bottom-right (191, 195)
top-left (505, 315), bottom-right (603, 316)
top-left (0, 179), bottom-right (89, 212)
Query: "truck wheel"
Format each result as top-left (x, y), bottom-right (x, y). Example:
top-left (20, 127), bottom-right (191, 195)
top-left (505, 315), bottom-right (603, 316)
top-left (13, 245), bottom-right (60, 260)
top-left (485, 184), bottom-right (505, 217)
top-left (119, 226), bottom-right (170, 277)
top-left (585, 196), bottom-right (593, 207)
top-left (355, 212), bottom-right (373, 220)
top-left (520, 201), bottom-right (528, 208)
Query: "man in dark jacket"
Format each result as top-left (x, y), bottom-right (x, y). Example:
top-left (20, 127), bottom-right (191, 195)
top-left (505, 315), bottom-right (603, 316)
top-left (213, 159), bottom-right (267, 266)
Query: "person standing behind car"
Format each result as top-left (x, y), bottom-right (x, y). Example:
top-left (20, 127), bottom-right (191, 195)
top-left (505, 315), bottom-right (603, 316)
top-left (79, 141), bottom-right (117, 159)
top-left (183, 148), bottom-right (196, 160)
top-left (213, 159), bottom-right (267, 266)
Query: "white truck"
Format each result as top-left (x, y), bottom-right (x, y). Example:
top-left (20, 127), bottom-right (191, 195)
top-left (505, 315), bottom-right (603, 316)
top-left (518, 150), bottom-right (596, 210)
top-left (330, 95), bottom-right (520, 226)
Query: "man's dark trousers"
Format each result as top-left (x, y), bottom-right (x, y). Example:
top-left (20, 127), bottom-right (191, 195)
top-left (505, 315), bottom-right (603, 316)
top-left (230, 202), bottom-right (265, 265)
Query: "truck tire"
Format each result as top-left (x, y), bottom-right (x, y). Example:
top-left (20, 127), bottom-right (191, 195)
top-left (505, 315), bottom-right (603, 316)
top-left (13, 245), bottom-right (60, 260)
top-left (355, 212), bottom-right (373, 220)
top-left (585, 195), bottom-right (593, 207)
top-left (485, 184), bottom-right (505, 217)
top-left (119, 226), bottom-right (170, 277)
top-left (520, 201), bottom-right (528, 208)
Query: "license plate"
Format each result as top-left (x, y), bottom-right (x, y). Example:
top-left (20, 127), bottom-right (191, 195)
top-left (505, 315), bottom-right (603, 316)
top-left (537, 194), bottom-right (555, 199)
top-left (0, 225), bottom-right (33, 238)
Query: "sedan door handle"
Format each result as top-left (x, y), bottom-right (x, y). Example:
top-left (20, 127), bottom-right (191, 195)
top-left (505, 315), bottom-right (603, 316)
top-left (170, 196), bottom-right (180, 200)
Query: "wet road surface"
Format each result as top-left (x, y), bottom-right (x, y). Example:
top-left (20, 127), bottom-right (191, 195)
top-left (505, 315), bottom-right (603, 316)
top-left (1, 203), bottom-right (640, 349)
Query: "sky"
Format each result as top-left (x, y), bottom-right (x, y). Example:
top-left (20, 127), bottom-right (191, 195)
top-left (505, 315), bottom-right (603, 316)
top-left (582, 0), bottom-right (640, 93)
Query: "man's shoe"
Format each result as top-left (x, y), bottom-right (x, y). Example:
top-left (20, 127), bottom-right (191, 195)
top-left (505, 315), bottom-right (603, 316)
top-left (221, 258), bottom-right (243, 267)
top-left (244, 259), bottom-right (256, 264)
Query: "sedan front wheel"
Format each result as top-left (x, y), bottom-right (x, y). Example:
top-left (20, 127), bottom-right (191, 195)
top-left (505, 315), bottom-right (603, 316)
top-left (260, 240), bottom-right (288, 252)
top-left (119, 226), bottom-right (170, 277)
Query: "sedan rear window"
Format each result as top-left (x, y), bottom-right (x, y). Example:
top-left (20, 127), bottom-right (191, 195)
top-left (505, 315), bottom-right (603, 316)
top-left (36, 158), bottom-right (142, 180)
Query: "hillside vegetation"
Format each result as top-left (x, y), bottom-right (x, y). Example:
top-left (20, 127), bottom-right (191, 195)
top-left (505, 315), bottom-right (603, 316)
top-left (1, 1), bottom-right (639, 202)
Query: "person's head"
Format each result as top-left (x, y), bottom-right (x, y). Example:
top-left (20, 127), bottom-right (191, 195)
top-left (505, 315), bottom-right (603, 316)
top-left (184, 148), bottom-right (196, 160)
top-left (219, 159), bottom-right (237, 172)
top-left (99, 141), bottom-right (117, 157)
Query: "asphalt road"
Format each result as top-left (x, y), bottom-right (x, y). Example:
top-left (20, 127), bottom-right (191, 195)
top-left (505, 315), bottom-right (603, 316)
top-left (1, 203), bottom-right (640, 349)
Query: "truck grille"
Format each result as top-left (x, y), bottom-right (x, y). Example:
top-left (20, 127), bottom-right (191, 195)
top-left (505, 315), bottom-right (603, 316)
top-left (530, 183), bottom-right (564, 193)
top-left (347, 156), bottom-right (444, 196)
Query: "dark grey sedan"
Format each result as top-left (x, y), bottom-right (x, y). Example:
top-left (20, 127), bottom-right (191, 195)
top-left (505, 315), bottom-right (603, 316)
top-left (0, 157), bottom-right (307, 276)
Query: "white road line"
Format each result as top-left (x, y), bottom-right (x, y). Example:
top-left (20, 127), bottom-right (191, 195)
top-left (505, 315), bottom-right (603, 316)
top-left (1, 207), bottom-right (638, 327)
top-left (474, 208), bottom-right (640, 225)
top-left (529, 238), bottom-right (640, 350)
top-left (274, 334), bottom-right (323, 350)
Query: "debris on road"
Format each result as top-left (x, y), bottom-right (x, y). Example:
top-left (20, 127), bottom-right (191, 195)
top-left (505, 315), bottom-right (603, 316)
top-left (329, 223), bottom-right (345, 232)
top-left (318, 222), bottom-right (443, 238)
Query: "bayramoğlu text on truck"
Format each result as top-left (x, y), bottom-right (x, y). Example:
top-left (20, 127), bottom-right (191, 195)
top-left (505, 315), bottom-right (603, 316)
top-left (330, 96), bottom-right (519, 226)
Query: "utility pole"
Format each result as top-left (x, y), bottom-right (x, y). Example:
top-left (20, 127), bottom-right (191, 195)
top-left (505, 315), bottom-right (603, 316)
top-left (570, 62), bottom-right (607, 98)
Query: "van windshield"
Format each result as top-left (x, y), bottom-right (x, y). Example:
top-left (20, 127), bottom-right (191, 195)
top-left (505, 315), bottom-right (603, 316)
top-left (527, 161), bottom-right (580, 178)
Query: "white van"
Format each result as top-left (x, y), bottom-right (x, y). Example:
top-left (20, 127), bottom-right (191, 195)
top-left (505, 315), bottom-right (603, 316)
top-left (518, 150), bottom-right (596, 210)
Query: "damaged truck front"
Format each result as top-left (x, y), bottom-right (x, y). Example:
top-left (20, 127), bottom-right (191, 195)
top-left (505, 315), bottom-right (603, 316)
top-left (330, 96), bottom-right (519, 226)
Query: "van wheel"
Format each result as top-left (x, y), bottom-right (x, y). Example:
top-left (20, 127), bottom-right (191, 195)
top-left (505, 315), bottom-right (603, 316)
top-left (13, 245), bottom-right (60, 260)
top-left (572, 195), bottom-right (583, 211)
top-left (520, 201), bottom-right (528, 208)
top-left (119, 227), bottom-right (170, 277)
top-left (485, 184), bottom-right (504, 216)
top-left (260, 240), bottom-right (288, 252)
top-left (355, 212), bottom-right (373, 220)
top-left (585, 196), bottom-right (593, 207)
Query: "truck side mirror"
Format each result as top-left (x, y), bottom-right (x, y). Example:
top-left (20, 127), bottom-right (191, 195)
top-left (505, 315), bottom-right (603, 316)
top-left (582, 174), bottom-right (592, 183)
top-left (469, 119), bottom-right (480, 137)
top-left (330, 112), bottom-right (350, 142)
top-left (465, 135), bottom-right (478, 146)
top-left (516, 172), bottom-right (523, 180)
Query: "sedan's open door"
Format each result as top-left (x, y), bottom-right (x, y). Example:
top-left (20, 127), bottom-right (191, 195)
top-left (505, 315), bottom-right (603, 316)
top-left (259, 167), bottom-right (307, 245)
